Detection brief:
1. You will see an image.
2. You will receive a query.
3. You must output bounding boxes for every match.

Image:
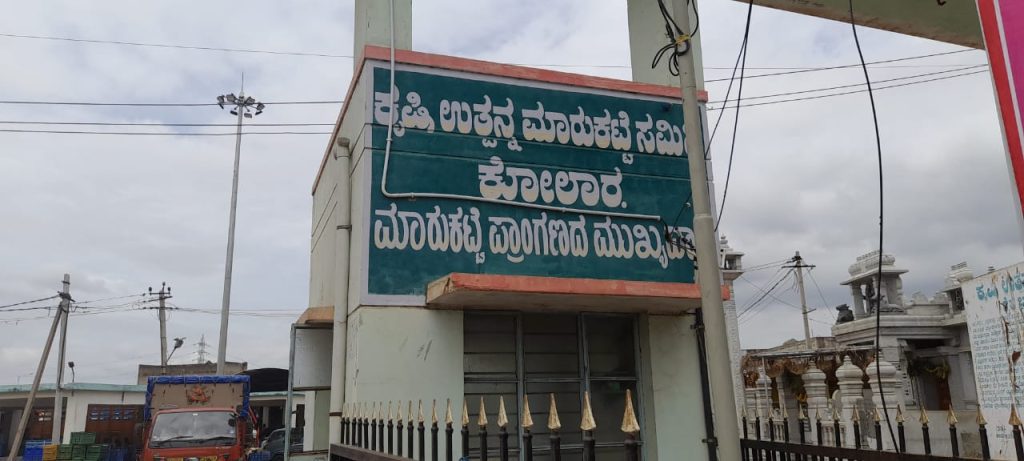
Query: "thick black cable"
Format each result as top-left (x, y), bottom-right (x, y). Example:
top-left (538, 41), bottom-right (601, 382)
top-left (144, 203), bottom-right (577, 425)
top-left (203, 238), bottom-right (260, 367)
top-left (738, 268), bottom-right (793, 318)
top-left (704, 0), bottom-right (753, 159)
top-left (848, 0), bottom-right (898, 450)
top-left (714, 0), bottom-right (753, 232)
top-left (0, 295), bottom-right (59, 310)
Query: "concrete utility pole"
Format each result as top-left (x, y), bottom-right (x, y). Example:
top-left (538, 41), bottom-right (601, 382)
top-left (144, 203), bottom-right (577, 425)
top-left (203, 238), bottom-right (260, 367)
top-left (785, 252), bottom-right (815, 350)
top-left (51, 275), bottom-right (71, 444)
top-left (669, 1), bottom-right (741, 459)
top-left (215, 81), bottom-right (265, 374)
top-left (8, 275), bottom-right (70, 461)
top-left (149, 283), bottom-right (173, 373)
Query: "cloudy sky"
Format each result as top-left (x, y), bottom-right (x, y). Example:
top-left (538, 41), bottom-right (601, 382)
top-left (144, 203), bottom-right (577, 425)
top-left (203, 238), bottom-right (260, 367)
top-left (0, 1), bottom-right (1019, 384)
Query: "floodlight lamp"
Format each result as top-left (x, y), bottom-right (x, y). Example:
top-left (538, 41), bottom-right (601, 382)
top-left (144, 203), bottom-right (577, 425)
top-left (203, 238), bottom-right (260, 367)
top-left (245, 96), bottom-right (255, 105)
top-left (226, 94), bottom-right (237, 103)
top-left (255, 103), bottom-right (265, 111)
top-left (243, 112), bottom-right (253, 118)
top-left (230, 109), bottom-right (239, 116)
top-left (217, 95), bottom-right (226, 108)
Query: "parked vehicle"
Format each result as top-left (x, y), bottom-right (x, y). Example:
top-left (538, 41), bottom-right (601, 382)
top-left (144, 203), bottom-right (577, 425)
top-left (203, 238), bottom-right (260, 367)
top-left (140, 376), bottom-right (256, 461)
top-left (260, 428), bottom-right (301, 461)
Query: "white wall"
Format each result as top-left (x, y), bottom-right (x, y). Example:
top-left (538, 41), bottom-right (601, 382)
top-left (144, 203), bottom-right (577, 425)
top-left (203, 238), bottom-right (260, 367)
top-left (62, 390), bottom-right (145, 443)
top-left (642, 314), bottom-right (710, 461)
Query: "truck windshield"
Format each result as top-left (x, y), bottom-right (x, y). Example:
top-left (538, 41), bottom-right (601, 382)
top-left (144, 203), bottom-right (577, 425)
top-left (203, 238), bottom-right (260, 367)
top-left (150, 411), bottom-right (237, 448)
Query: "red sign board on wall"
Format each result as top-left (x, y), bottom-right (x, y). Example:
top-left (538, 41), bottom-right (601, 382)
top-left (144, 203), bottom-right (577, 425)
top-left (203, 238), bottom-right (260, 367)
top-left (978, 0), bottom-right (1024, 229)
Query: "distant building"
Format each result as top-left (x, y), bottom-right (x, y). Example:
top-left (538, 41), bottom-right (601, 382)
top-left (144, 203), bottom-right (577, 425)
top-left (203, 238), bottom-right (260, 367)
top-left (739, 251), bottom-right (983, 457)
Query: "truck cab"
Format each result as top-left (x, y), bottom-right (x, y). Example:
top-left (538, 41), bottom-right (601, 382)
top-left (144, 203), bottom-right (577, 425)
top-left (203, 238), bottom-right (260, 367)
top-left (141, 376), bottom-right (254, 461)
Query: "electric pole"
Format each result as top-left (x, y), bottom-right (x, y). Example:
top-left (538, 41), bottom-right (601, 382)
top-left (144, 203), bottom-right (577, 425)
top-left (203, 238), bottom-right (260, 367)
top-left (149, 283), bottom-right (172, 373)
top-left (8, 275), bottom-right (70, 461)
top-left (669, 1), bottom-right (741, 459)
top-left (784, 252), bottom-right (816, 350)
top-left (51, 275), bottom-right (71, 444)
top-left (215, 82), bottom-right (265, 375)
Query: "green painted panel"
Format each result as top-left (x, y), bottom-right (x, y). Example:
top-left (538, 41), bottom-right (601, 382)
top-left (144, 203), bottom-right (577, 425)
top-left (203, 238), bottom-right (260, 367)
top-left (365, 65), bottom-right (697, 297)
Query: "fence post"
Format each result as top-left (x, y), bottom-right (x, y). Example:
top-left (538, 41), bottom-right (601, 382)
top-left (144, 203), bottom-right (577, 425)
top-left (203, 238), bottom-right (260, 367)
top-left (977, 409), bottom-right (990, 461)
top-left (379, 403), bottom-right (386, 453)
top-left (522, 396), bottom-right (534, 461)
top-left (431, 401), bottom-right (439, 461)
top-left (623, 390), bottom-right (640, 461)
top-left (851, 408), bottom-right (861, 450)
top-left (388, 402), bottom-right (395, 455)
top-left (372, 403), bottom-right (379, 452)
top-left (795, 408), bottom-right (805, 461)
top-left (341, 404), bottom-right (348, 445)
top-left (408, 401), bottom-right (415, 460)
top-left (497, 396), bottom-right (509, 461)
top-left (549, 394), bottom-right (562, 461)
top-left (754, 407), bottom-right (762, 461)
top-left (398, 402), bottom-right (405, 457)
top-left (478, 397), bottom-right (489, 461)
top-left (342, 404), bottom-right (349, 446)
top-left (872, 408), bottom-right (882, 451)
top-left (355, 403), bottom-right (362, 448)
top-left (581, 391), bottom-right (597, 461)
top-left (896, 405), bottom-right (906, 454)
top-left (919, 407), bottom-right (931, 455)
top-left (365, 404), bottom-right (371, 450)
top-left (831, 407), bottom-right (841, 448)
top-left (745, 409), bottom-right (753, 461)
top-left (445, 400), bottom-right (454, 461)
top-left (947, 408), bottom-right (959, 459)
top-left (461, 400), bottom-right (470, 461)
top-left (814, 409), bottom-right (823, 461)
top-left (1011, 404), bottom-right (1024, 461)
top-left (419, 401), bottom-right (426, 461)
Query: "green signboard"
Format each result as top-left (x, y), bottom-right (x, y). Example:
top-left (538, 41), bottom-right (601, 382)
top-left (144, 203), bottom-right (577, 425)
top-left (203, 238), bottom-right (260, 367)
top-left (364, 64), bottom-right (697, 299)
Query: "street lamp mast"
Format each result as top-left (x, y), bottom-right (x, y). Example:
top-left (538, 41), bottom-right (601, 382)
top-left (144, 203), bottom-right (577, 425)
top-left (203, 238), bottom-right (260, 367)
top-left (215, 86), bottom-right (265, 374)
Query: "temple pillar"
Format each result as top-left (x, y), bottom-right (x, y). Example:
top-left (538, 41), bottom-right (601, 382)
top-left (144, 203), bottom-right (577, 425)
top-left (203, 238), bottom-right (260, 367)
top-left (850, 284), bottom-right (866, 319)
top-left (868, 359), bottom-right (903, 451)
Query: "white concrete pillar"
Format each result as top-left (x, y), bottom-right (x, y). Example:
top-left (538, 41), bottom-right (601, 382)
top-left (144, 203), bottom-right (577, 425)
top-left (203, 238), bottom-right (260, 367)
top-left (850, 284), bottom-right (866, 318)
top-left (868, 359), bottom-right (902, 450)
top-left (802, 363), bottom-right (828, 442)
top-left (626, 0), bottom-right (705, 87)
top-left (836, 357), bottom-right (865, 447)
top-left (353, 0), bottom-right (412, 68)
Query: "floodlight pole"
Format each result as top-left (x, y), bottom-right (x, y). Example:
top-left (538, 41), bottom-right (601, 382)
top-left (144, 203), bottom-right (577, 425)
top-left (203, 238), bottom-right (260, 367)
top-left (216, 82), bottom-right (263, 375)
top-left (669, 0), bottom-right (741, 459)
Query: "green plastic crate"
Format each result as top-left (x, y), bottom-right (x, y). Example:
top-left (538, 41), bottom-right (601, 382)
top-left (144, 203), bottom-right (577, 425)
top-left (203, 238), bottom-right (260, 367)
top-left (69, 433), bottom-right (96, 446)
top-left (71, 445), bottom-right (87, 459)
top-left (57, 445), bottom-right (73, 460)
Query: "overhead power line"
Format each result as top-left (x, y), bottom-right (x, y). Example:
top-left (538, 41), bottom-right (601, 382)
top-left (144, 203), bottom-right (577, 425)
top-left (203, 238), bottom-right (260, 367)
top-left (708, 68), bottom-right (988, 112)
top-left (0, 32), bottom-right (356, 58)
top-left (0, 100), bottom-right (342, 107)
top-left (0, 68), bottom-right (988, 137)
top-left (0, 31), bottom-right (982, 73)
top-left (709, 64), bottom-right (989, 105)
top-left (704, 48), bottom-right (979, 83)
top-left (0, 129), bottom-right (332, 136)
top-left (0, 121), bottom-right (335, 127)
top-left (0, 295), bottom-right (59, 310)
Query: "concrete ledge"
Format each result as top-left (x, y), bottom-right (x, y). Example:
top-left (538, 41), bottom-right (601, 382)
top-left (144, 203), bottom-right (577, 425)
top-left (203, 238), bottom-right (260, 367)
top-left (425, 273), bottom-right (729, 314)
top-left (296, 306), bottom-right (334, 325)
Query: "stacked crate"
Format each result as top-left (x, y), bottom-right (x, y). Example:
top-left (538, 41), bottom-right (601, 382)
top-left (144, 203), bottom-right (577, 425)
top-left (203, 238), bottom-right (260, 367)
top-left (57, 443), bottom-right (74, 461)
top-left (68, 432), bottom-right (96, 461)
top-left (42, 444), bottom-right (58, 461)
top-left (22, 439), bottom-right (51, 461)
top-left (84, 444), bottom-right (109, 461)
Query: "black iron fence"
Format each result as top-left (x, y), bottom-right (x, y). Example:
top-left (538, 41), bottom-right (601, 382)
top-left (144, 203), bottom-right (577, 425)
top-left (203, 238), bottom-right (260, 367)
top-left (330, 391), bottom-right (643, 461)
top-left (739, 405), bottom-right (1024, 461)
